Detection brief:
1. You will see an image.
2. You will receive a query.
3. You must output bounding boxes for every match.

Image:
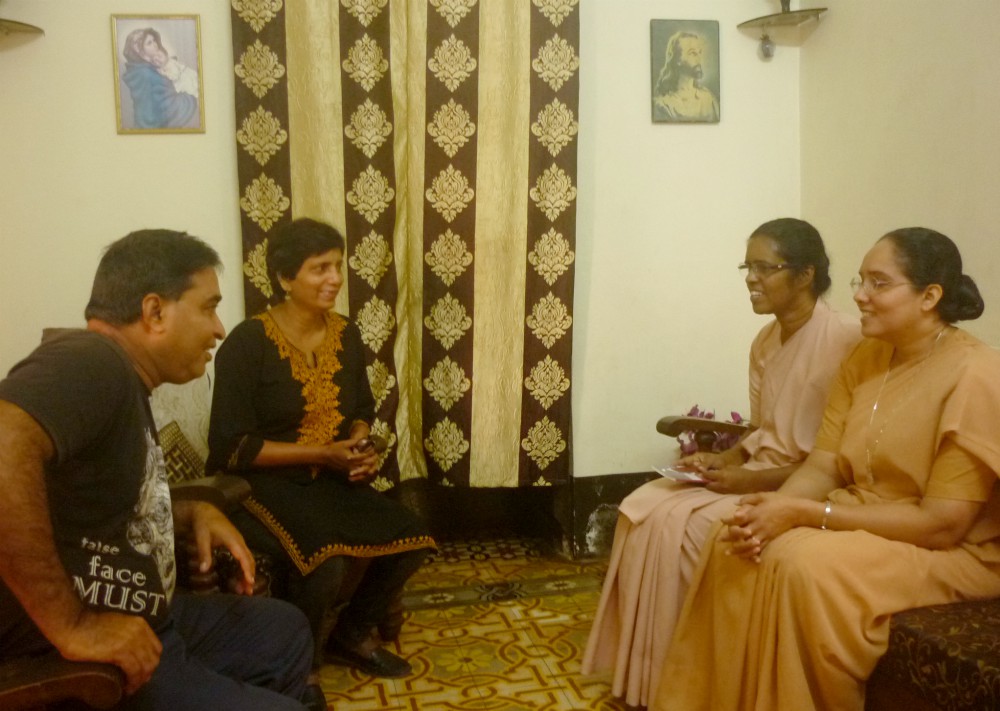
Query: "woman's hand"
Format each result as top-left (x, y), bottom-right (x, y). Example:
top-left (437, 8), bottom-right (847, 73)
top-left (346, 436), bottom-right (380, 483)
top-left (721, 449), bottom-right (843, 560)
top-left (722, 493), bottom-right (810, 562)
top-left (676, 451), bottom-right (730, 472)
top-left (700, 466), bottom-right (760, 495)
top-left (321, 438), bottom-right (380, 483)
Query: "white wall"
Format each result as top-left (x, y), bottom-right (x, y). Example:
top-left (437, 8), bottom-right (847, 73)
top-left (572, 0), bottom-right (803, 476)
top-left (1, 0), bottom-right (802, 480)
top-left (0, 0), bottom-right (243, 370)
top-left (801, 1), bottom-right (1000, 345)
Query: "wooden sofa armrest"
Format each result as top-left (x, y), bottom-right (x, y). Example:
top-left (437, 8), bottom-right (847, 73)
top-left (657, 415), bottom-right (751, 454)
top-left (656, 415), bottom-right (750, 438)
top-left (169, 473), bottom-right (251, 512)
top-left (0, 653), bottom-right (124, 710)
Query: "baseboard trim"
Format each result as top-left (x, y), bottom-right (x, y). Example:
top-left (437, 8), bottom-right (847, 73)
top-left (388, 472), bottom-right (658, 559)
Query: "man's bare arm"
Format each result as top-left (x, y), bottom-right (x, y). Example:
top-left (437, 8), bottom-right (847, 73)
top-left (0, 400), bottom-right (161, 693)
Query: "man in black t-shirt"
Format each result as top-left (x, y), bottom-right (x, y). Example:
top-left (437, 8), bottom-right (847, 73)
top-left (0, 230), bottom-right (314, 710)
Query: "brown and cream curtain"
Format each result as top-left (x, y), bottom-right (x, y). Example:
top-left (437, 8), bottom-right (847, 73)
top-left (230, 0), bottom-right (579, 489)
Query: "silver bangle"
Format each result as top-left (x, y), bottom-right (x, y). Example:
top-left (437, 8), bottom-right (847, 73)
top-left (820, 500), bottom-right (832, 530)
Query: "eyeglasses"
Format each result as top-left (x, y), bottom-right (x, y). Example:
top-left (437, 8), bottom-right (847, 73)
top-left (849, 277), bottom-right (912, 294)
top-left (738, 261), bottom-right (791, 277)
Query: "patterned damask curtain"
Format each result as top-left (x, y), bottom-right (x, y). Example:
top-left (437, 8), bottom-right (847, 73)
top-left (230, 0), bottom-right (579, 489)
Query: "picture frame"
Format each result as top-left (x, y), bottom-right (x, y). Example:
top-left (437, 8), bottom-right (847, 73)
top-left (111, 14), bottom-right (205, 134)
top-left (650, 19), bottom-right (720, 124)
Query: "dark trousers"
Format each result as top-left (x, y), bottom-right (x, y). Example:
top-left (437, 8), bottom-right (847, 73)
top-left (233, 508), bottom-right (426, 666)
top-left (332, 547), bottom-right (425, 644)
top-left (0, 592), bottom-right (311, 710)
top-left (122, 593), bottom-right (311, 710)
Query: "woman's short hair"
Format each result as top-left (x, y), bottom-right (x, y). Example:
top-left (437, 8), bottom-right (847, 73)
top-left (882, 227), bottom-right (984, 323)
top-left (84, 230), bottom-right (220, 325)
top-left (749, 218), bottom-right (831, 297)
top-left (267, 218), bottom-right (346, 290)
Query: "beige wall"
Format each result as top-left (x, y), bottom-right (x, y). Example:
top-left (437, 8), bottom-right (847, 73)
top-left (5, 1), bottom-right (992, 481)
top-left (0, 0), bottom-right (243, 370)
top-left (801, 0), bottom-right (1000, 345)
top-left (573, 0), bottom-right (801, 476)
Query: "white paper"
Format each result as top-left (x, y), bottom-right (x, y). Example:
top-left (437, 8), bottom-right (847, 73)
top-left (652, 464), bottom-right (707, 484)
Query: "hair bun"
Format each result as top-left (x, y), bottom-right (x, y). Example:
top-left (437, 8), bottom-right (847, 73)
top-left (944, 273), bottom-right (984, 322)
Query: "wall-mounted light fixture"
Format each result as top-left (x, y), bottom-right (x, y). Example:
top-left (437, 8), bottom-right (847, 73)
top-left (738, 0), bottom-right (825, 60)
top-left (0, 0), bottom-right (43, 38)
top-left (0, 18), bottom-right (43, 36)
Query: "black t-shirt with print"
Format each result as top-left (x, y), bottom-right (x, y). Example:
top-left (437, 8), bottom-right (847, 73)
top-left (0, 330), bottom-right (175, 646)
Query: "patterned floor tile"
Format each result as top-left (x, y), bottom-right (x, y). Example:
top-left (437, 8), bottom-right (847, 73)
top-left (403, 573), bottom-right (602, 611)
top-left (317, 538), bottom-right (621, 710)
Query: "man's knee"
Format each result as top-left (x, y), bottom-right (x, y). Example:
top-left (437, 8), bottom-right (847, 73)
top-left (252, 596), bottom-right (312, 645)
top-left (240, 597), bottom-right (312, 698)
top-left (200, 595), bottom-right (312, 684)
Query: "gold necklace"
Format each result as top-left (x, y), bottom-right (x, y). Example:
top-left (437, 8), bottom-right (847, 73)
top-left (865, 327), bottom-right (948, 477)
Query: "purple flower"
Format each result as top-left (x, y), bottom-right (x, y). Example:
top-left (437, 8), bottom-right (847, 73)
top-left (676, 404), bottom-right (744, 454)
top-left (679, 437), bottom-right (698, 456)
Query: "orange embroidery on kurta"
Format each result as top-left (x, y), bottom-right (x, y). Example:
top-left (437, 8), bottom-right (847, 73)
top-left (256, 311), bottom-right (346, 446)
top-left (244, 497), bottom-right (435, 575)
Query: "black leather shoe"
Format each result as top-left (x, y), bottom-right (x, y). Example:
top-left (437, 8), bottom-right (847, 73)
top-left (301, 683), bottom-right (327, 711)
top-left (327, 639), bottom-right (413, 678)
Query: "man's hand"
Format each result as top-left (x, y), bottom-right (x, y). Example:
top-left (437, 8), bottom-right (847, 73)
top-left (57, 610), bottom-right (162, 695)
top-left (174, 500), bottom-right (256, 595)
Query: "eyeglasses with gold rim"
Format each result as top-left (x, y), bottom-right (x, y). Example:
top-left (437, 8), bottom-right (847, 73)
top-left (849, 277), bottom-right (913, 295)
top-left (737, 261), bottom-right (791, 277)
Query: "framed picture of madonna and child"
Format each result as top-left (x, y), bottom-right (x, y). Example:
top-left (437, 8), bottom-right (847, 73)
top-left (111, 15), bottom-right (205, 134)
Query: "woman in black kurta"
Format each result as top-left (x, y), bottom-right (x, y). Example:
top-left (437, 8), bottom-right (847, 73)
top-left (208, 218), bottom-right (433, 680)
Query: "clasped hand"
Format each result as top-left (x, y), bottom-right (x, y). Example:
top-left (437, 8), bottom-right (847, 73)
top-left (721, 492), bottom-right (798, 562)
top-left (324, 437), bottom-right (379, 483)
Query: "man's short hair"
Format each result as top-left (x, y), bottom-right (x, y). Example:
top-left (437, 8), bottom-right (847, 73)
top-left (84, 229), bottom-right (221, 325)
